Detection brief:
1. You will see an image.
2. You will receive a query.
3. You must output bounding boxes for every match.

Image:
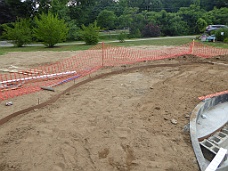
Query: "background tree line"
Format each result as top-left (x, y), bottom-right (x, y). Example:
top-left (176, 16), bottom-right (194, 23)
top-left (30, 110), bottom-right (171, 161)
top-left (0, 0), bottom-right (227, 46)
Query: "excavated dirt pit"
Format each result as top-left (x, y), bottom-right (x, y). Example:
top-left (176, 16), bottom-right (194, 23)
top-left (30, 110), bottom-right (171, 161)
top-left (0, 51), bottom-right (228, 171)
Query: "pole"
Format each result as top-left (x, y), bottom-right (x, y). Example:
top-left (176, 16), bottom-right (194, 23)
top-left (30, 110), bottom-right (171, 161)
top-left (102, 42), bottom-right (104, 66)
top-left (191, 39), bottom-right (195, 54)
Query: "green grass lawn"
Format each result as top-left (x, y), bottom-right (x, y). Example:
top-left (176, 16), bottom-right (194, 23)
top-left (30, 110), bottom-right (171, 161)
top-left (112, 37), bottom-right (193, 46)
top-left (201, 41), bottom-right (228, 49)
top-left (0, 37), bottom-right (227, 55)
top-left (0, 44), bottom-right (93, 55)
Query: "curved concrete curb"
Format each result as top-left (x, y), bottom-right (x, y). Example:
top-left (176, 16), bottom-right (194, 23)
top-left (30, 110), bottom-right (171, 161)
top-left (190, 93), bottom-right (228, 171)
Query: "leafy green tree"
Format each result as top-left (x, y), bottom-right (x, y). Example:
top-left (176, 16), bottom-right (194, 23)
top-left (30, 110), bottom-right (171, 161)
top-left (116, 15), bottom-right (132, 29)
top-left (34, 12), bottom-right (68, 47)
top-left (43, 0), bottom-right (81, 42)
top-left (68, 3), bottom-right (91, 26)
top-left (200, 0), bottom-right (228, 11)
top-left (5, 0), bottom-right (34, 19)
top-left (167, 17), bottom-right (189, 36)
top-left (97, 10), bottom-right (116, 30)
top-left (115, 7), bottom-right (135, 30)
top-left (0, 0), bottom-right (14, 24)
top-left (94, 0), bottom-right (116, 10)
top-left (162, 0), bottom-right (194, 12)
top-left (147, 10), bottom-right (189, 36)
top-left (118, 31), bottom-right (127, 43)
top-left (2, 18), bottom-right (32, 47)
top-left (178, 4), bottom-right (205, 34)
top-left (80, 21), bottom-right (100, 45)
top-left (139, 0), bottom-right (163, 12)
top-left (121, 7), bottom-right (146, 38)
top-left (35, 0), bottom-right (52, 14)
top-left (117, 0), bottom-right (129, 9)
top-left (204, 7), bottom-right (228, 25)
top-left (215, 28), bottom-right (228, 42)
top-left (66, 20), bottom-right (81, 41)
top-left (196, 18), bottom-right (207, 32)
top-left (50, 0), bottom-right (69, 13)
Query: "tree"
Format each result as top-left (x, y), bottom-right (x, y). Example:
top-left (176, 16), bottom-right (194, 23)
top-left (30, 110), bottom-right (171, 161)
top-left (68, 2), bottom-right (93, 26)
top-left (118, 31), bottom-right (127, 42)
top-left (120, 7), bottom-right (146, 38)
top-left (139, 0), bottom-right (163, 12)
top-left (204, 7), bottom-right (228, 25)
top-left (197, 18), bottom-right (207, 32)
top-left (215, 28), bottom-right (228, 42)
top-left (2, 18), bottom-right (32, 47)
top-left (34, 12), bottom-right (68, 47)
top-left (66, 20), bottom-right (81, 41)
top-left (200, 0), bottom-right (228, 11)
top-left (147, 10), bottom-right (189, 36)
top-left (116, 14), bottom-right (132, 29)
top-left (167, 16), bottom-right (189, 36)
top-left (94, 0), bottom-right (116, 9)
top-left (35, 0), bottom-right (52, 14)
top-left (162, 0), bottom-right (194, 12)
top-left (178, 4), bottom-right (205, 34)
top-left (50, 0), bottom-right (69, 17)
top-left (97, 10), bottom-right (116, 30)
top-left (141, 23), bottom-right (161, 37)
top-left (0, 0), bottom-right (14, 24)
top-left (4, 0), bottom-right (35, 19)
top-left (80, 21), bottom-right (100, 45)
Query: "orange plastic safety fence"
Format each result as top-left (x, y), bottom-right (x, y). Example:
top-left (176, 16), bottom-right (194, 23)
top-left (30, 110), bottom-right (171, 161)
top-left (0, 41), bottom-right (227, 101)
top-left (198, 90), bottom-right (228, 100)
top-left (191, 42), bottom-right (228, 58)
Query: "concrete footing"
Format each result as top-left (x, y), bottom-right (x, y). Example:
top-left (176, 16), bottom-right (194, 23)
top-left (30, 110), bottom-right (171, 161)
top-left (190, 93), bottom-right (228, 171)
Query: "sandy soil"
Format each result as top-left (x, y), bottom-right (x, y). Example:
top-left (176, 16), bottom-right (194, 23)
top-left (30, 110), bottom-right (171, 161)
top-left (0, 50), bottom-right (228, 171)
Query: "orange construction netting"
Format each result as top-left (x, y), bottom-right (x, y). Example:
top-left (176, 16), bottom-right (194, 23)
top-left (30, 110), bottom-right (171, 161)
top-left (0, 41), bottom-right (228, 101)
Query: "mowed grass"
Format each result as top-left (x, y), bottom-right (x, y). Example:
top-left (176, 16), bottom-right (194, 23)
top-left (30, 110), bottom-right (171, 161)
top-left (0, 37), bottom-right (227, 55)
top-left (0, 43), bottom-right (93, 55)
top-left (112, 37), bottom-right (193, 46)
top-left (202, 41), bottom-right (228, 49)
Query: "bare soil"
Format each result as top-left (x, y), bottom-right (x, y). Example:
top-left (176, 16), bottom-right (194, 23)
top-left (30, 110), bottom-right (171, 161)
top-left (0, 50), bottom-right (228, 171)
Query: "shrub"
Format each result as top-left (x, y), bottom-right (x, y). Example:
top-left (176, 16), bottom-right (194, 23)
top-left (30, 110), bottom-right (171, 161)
top-left (2, 18), bottom-right (32, 47)
top-left (129, 28), bottom-right (141, 38)
top-left (215, 28), bottom-right (228, 42)
top-left (80, 21), bottom-right (100, 45)
top-left (224, 38), bottom-right (228, 43)
top-left (67, 21), bottom-right (81, 41)
top-left (97, 10), bottom-right (116, 30)
top-left (34, 12), bottom-right (68, 47)
top-left (196, 18), bottom-right (207, 33)
top-left (141, 23), bottom-right (161, 37)
top-left (118, 31), bottom-right (127, 43)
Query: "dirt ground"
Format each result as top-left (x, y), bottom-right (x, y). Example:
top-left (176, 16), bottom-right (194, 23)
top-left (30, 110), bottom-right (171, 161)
top-left (0, 49), bottom-right (228, 171)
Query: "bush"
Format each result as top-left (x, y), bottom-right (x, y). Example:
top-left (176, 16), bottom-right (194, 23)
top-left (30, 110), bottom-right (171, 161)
top-left (196, 18), bottom-right (207, 33)
top-left (215, 28), bottom-right (228, 42)
top-left (80, 21), bottom-right (100, 45)
top-left (118, 31), bottom-right (127, 43)
top-left (129, 28), bottom-right (141, 38)
top-left (2, 18), bottom-right (32, 47)
top-left (97, 10), bottom-right (116, 30)
top-left (34, 12), bottom-right (68, 47)
top-left (141, 24), bottom-right (161, 37)
top-left (67, 21), bottom-right (81, 41)
top-left (224, 38), bottom-right (228, 43)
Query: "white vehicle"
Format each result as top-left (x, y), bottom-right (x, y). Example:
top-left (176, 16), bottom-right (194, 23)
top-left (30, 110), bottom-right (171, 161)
top-left (206, 25), bottom-right (228, 33)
